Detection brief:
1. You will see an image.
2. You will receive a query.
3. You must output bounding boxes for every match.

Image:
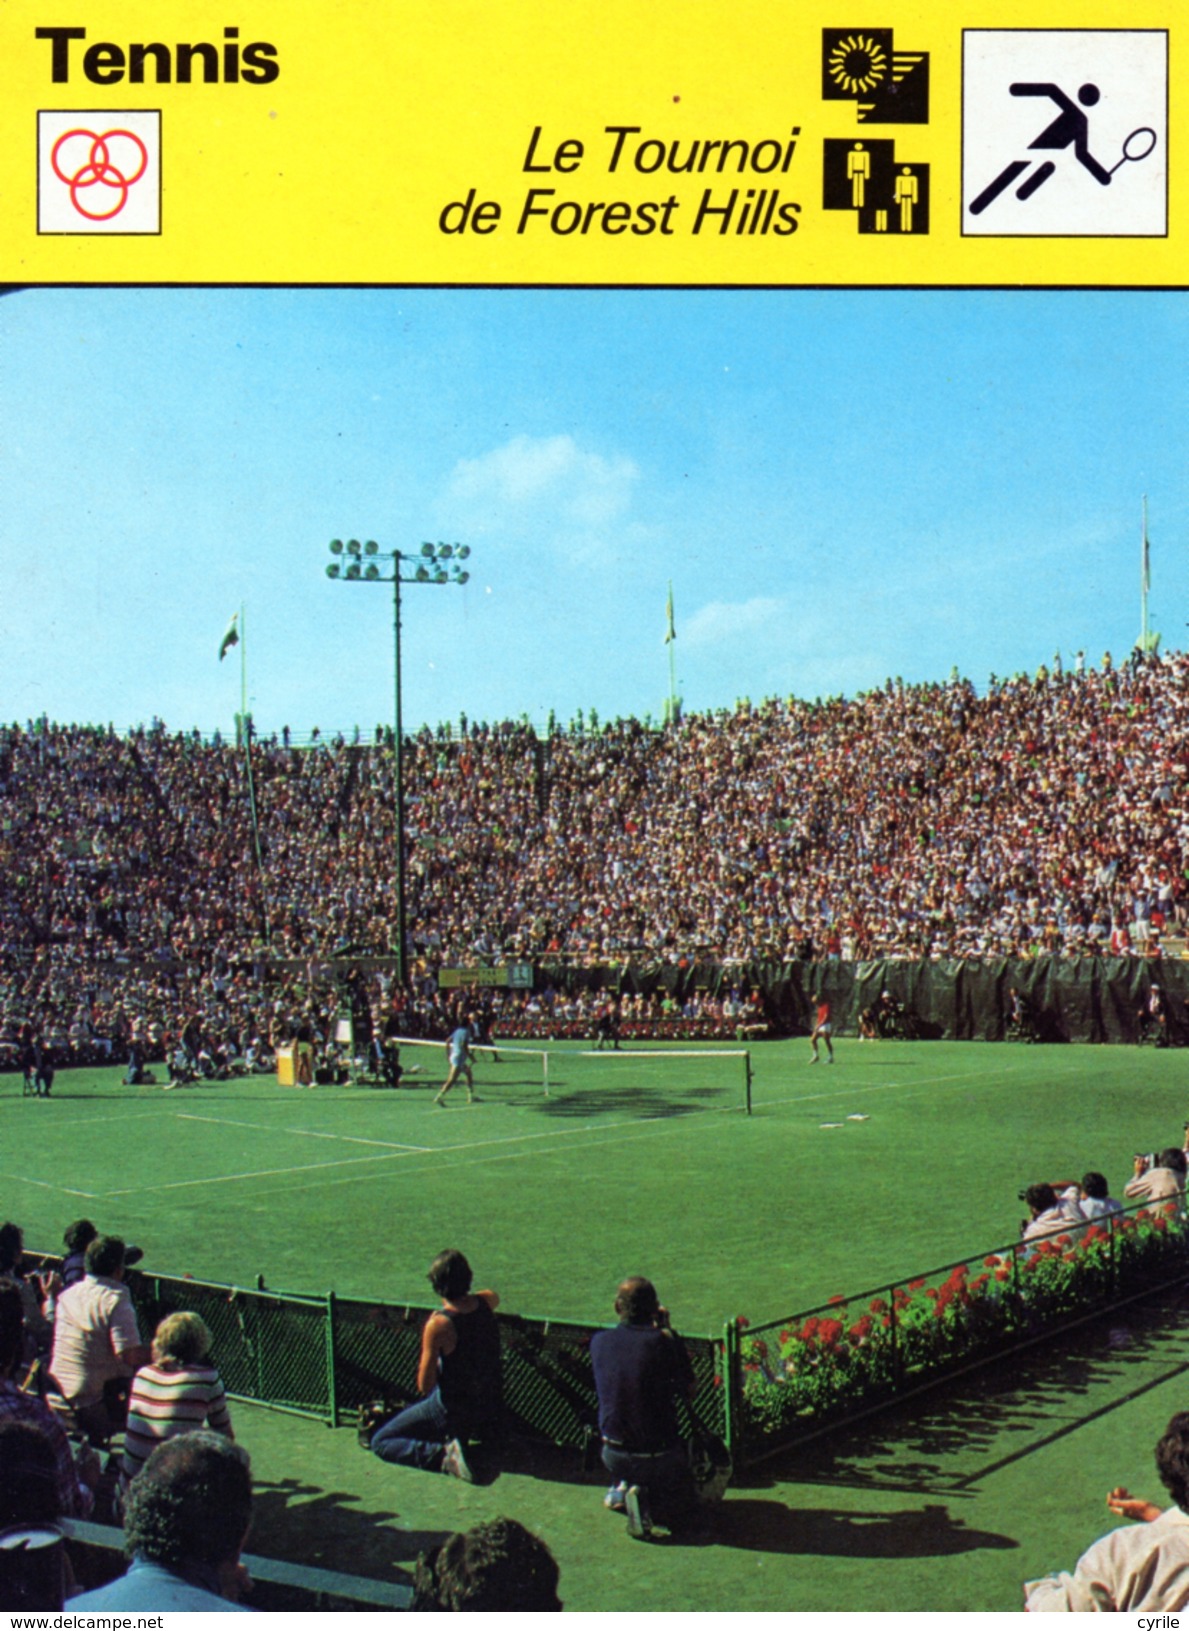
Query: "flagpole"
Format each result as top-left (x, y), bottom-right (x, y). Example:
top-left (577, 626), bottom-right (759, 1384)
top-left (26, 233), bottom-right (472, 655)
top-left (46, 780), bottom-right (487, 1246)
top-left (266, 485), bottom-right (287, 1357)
top-left (1141, 495), bottom-right (1149, 654)
top-left (240, 600), bottom-right (247, 729)
top-left (237, 604), bottom-right (270, 946)
top-left (665, 580), bottom-right (678, 724)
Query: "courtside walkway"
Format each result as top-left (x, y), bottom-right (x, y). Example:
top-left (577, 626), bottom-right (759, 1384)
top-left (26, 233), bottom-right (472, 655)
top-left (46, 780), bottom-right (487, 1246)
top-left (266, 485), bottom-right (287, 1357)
top-left (173, 1294), bottom-right (1189, 1613)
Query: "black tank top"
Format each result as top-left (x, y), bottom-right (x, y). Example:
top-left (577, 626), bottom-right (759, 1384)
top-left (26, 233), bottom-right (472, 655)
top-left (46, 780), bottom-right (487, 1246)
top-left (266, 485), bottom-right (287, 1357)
top-left (439, 1301), bottom-right (502, 1431)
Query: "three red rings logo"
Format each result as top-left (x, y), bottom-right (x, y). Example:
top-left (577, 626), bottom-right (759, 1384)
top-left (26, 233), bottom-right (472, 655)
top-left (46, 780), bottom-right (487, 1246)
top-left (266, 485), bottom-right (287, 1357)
top-left (50, 128), bottom-right (148, 221)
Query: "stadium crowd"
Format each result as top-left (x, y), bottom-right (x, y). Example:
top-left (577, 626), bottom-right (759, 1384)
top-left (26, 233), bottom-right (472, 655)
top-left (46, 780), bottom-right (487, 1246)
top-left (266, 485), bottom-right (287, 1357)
top-left (1, 649), bottom-right (1188, 1063)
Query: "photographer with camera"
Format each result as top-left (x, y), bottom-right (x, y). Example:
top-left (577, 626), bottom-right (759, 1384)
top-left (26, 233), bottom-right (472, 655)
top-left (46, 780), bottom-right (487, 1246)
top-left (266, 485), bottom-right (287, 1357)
top-left (1019, 1183), bottom-right (1085, 1257)
top-left (590, 1276), bottom-right (697, 1540)
top-left (1125, 1147), bottom-right (1187, 1214)
top-left (1034, 1174), bottom-right (1124, 1238)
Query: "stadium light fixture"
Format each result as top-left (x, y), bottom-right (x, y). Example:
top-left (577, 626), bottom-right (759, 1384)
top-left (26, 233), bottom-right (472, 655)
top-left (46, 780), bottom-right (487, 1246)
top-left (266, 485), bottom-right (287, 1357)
top-left (323, 535), bottom-right (473, 986)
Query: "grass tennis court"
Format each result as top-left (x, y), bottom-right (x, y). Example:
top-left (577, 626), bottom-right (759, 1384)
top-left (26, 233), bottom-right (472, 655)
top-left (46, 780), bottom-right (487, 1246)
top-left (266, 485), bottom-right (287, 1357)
top-left (4, 1038), bottom-right (1187, 1330)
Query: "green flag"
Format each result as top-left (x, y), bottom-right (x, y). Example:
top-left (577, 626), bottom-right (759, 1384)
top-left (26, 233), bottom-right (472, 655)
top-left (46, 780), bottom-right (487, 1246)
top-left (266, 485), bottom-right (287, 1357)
top-left (219, 613), bottom-right (240, 662)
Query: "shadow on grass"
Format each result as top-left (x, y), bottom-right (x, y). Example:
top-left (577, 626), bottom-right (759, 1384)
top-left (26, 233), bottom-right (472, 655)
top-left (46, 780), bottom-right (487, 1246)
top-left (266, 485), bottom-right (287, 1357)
top-left (533, 1085), bottom-right (728, 1118)
top-left (494, 1437), bottom-right (1015, 1555)
top-left (683, 1498), bottom-right (1017, 1557)
top-left (250, 1473), bottom-right (433, 1580)
top-left (746, 1295), bottom-right (1189, 1501)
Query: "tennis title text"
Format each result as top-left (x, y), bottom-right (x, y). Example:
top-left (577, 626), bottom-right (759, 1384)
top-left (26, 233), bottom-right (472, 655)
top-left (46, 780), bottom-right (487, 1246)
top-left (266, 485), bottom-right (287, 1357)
top-left (440, 124), bottom-right (804, 237)
top-left (35, 25), bottom-right (280, 83)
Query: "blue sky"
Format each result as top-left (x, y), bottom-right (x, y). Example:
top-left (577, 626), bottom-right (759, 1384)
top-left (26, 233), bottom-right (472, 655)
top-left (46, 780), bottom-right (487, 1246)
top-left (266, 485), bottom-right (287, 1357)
top-left (2, 285), bottom-right (1185, 736)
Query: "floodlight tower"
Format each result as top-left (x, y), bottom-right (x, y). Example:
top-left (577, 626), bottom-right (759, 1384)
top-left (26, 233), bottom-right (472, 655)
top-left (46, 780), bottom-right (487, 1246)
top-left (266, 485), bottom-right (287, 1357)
top-left (326, 538), bottom-right (472, 986)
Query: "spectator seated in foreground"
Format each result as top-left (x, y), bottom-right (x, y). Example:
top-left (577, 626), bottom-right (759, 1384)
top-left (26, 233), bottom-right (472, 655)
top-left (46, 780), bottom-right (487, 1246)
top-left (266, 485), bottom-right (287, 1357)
top-left (411, 1518), bottom-right (562, 1611)
top-left (71, 1430), bottom-right (254, 1612)
top-left (1024, 1412), bottom-right (1189, 1611)
top-left (0, 1220), bottom-right (53, 1365)
top-left (60, 1220), bottom-right (97, 1290)
top-left (1076, 1170), bottom-right (1124, 1224)
top-left (121, 1311), bottom-right (234, 1487)
top-left (0, 1285), bottom-right (98, 1520)
top-left (0, 1419), bottom-right (70, 1609)
top-left (1040, 1173), bottom-right (1124, 1239)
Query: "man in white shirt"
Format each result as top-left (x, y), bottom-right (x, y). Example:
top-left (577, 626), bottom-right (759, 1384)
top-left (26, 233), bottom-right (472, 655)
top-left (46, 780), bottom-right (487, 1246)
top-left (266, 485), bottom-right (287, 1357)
top-left (1025, 1413), bottom-right (1189, 1611)
top-left (48, 1235), bottom-right (149, 1440)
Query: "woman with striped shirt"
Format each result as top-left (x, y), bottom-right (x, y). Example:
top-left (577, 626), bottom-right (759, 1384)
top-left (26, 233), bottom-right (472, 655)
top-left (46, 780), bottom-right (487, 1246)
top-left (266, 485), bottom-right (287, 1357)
top-left (121, 1311), bottom-right (233, 1484)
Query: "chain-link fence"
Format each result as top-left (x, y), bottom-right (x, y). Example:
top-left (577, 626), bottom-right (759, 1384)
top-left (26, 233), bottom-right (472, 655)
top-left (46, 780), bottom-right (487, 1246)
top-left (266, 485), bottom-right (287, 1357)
top-left (27, 1256), bottom-right (728, 1450)
top-left (134, 1276), bottom-right (333, 1417)
top-left (330, 1296), bottom-right (726, 1446)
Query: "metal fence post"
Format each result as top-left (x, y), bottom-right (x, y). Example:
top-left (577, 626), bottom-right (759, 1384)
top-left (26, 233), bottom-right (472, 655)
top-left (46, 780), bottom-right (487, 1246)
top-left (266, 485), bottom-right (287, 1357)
top-left (722, 1319), bottom-right (741, 1462)
top-left (325, 1290), bottom-right (339, 1426)
top-left (889, 1281), bottom-right (900, 1388)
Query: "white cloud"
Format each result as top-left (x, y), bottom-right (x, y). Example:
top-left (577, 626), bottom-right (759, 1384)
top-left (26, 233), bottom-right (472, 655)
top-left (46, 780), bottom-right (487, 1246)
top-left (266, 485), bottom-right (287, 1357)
top-left (682, 597), bottom-right (784, 647)
top-left (447, 434), bottom-right (638, 529)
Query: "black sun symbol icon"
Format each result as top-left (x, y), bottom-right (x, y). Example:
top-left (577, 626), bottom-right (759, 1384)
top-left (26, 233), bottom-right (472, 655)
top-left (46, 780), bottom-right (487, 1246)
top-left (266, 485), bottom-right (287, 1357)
top-left (828, 33), bottom-right (888, 95)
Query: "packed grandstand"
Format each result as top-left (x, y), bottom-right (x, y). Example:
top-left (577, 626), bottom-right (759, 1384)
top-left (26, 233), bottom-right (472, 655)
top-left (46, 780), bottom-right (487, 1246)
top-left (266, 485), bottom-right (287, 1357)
top-left (1, 648), bottom-right (1185, 1070)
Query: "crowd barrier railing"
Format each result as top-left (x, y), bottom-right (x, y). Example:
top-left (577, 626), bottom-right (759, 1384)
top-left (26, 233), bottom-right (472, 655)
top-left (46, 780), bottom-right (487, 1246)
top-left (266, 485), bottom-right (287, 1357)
top-left (731, 1196), bottom-right (1189, 1464)
top-left (30, 1196), bottom-right (1187, 1471)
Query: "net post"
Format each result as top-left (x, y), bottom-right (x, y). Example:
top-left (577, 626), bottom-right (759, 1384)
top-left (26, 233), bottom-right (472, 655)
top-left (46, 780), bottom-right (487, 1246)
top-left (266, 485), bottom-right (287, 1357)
top-left (543, 1049), bottom-right (549, 1097)
top-left (744, 1050), bottom-right (752, 1115)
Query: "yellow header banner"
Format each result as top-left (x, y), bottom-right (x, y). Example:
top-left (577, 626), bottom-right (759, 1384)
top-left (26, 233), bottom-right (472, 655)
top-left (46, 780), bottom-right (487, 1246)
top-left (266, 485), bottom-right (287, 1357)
top-left (0, 0), bottom-right (1177, 285)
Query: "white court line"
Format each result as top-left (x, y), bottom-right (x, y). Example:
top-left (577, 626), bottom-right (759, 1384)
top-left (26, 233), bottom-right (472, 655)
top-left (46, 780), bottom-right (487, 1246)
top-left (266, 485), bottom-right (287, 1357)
top-left (0, 1170), bottom-right (101, 1200)
top-left (759, 1059), bottom-right (1034, 1112)
top-left (428, 1117), bottom-right (652, 1155)
top-left (87, 1112), bottom-right (697, 1200)
top-left (106, 1105), bottom-right (656, 1197)
top-left (0, 1107), bottom-right (177, 1135)
top-left (103, 1148), bottom-right (417, 1197)
top-left (175, 1112), bottom-right (430, 1152)
top-left (219, 1117), bottom-right (706, 1203)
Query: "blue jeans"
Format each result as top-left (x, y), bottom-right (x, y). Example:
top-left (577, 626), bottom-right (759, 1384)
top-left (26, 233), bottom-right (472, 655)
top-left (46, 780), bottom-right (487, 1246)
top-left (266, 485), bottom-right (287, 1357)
top-left (370, 1389), bottom-right (450, 1470)
top-left (601, 1441), bottom-right (693, 1515)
